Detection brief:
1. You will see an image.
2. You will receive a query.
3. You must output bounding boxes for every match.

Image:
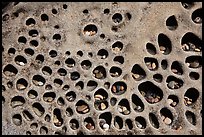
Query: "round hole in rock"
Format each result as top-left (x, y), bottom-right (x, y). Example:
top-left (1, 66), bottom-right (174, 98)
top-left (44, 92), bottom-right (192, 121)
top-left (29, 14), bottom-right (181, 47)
top-left (42, 66), bottom-right (52, 76)
top-left (57, 68), bottom-right (67, 76)
top-left (132, 94), bottom-right (144, 112)
top-left (118, 99), bottom-right (131, 115)
top-left (146, 43), bottom-right (156, 55)
top-left (70, 119), bottom-right (79, 130)
top-left (41, 14), bottom-right (49, 21)
top-left (114, 116), bottom-right (123, 129)
top-left (13, 12), bottom-right (19, 17)
top-left (63, 4), bottom-right (67, 9)
top-left (66, 91), bottom-right (76, 102)
top-left (135, 116), bottom-right (146, 129)
top-left (44, 114), bottom-right (51, 122)
top-left (70, 71), bottom-right (80, 81)
top-left (160, 107), bottom-right (173, 125)
top-left (45, 84), bottom-right (52, 90)
top-left (112, 13), bottom-right (123, 23)
top-left (166, 15), bottom-right (178, 30)
top-left (192, 8), bottom-right (202, 24)
top-left (184, 88), bottom-right (199, 106)
top-left (185, 56), bottom-right (202, 68)
top-left (171, 61), bottom-right (183, 75)
top-left (54, 78), bottom-right (63, 87)
top-left (88, 52), bottom-right (93, 57)
top-left (12, 114), bottom-right (22, 126)
top-left (153, 74), bottom-right (163, 83)
top-left (77, 50), bottom-right (83, 57)
top-left (62, 85), bottom-right (69, 91)
top-left (16, 78), bottom-right (28, 90)
top-left (75, 81), bottom-right (84, 90)
top-left (138, 81), bottom-right (163, 104)
top-left (11, 96), bottom-right (25, 108)
top-left (8, 48), bottom-right (16, 55)
top-left (65, 51), bottom-right (71, 56)
top-left (24, 48), bottom-right (34, 56)
top-left (28, 90), bottom-right (38, 99)
top-left (144, 57), bottom-right (158, 71)
top-left (131, 64), bottom-right (146, 81)
top-left (83, 9), bottom-right (88, 14)
top-left (76, 100), bottom-right (90, 114)
top-left (29, 29), bottom-right (38, 37)
top-left (100, 34), bottom-right (105, 39)
top-left (43, 92), bottom-right (56, 103)
top-left (93, 66), bottom-right (106, 79)
top-left (87, 80), bottom-right (98, 91)
top-left (125, 119), bottom-right (133, 130)
top-left (32, 75), bottom-right (46, 86)
top-left (113, 56), bottom-right (124, 64)
top-left (84, 117), bottom-right (95, 130)
top-left (161, 59), bottom-right (168, 70)
top-left (81, 60), bottom-right (92, 70)
top-left (189, 72), bottom-right (200, 80)
top-left (3, 64), bottom-right (18, 76)
top-left (26, 18), bottom-right (36, 26)
top-left (158, 33), bottom-right (172, 55)
top-left (15, 55), bottom-right (27, 66)
top-left (112, 41), bottom-right (123, 53)
top-left (65, 58), bottom-right (75, 68)
top-left (18, 36), bottom-right (27, 44)
top-left (52, 8), bottom-right (58, 14)
top-left (22, 110), bottom-right (34, 121)
top-left (54, 60), bottom-right (60, 66)
top-left (83, 24), bottom-right (98, 36)
top-left (49, 50), bottom-right (57, 58)
top-left (111, 81), bottom-right (127, 95)
top-left (166, 76), bottom-right (184, 89)
top-left (32, 102), bottom-right (45, 117)
top-left (40, 126), bottom-right (48, 134)
top-left (30, 123), bottom-right (38, 129)
top-left (99, 112), bottom-right (112, 130)
top-left (36, 54), bottom-right (44, 63)
top-left (104, 82), bottom-right (110, 89)
top-left (167, 95), bottom-right (179, 107)
top-left (30, 40), bottom-right (39, 47)
top-left (66, 107), bottom-right (73, 117)
top-left (110, 97), bottom-right (117, 106)
top-left (185, 111), bottom-right (196, 126)
top-left (110, 66), bottom-right (122, 77)
top-left (94, 88), bottom-right (108, 100)
top-left (126, 12), bottom-right (132, 20)
top-left (53, 108), bottom-right (63, 127)
top-left (54, 25), bottom-right (59, 29)
top-left (181, 2), bottom-right (194, 9)
top-left (104, 8), bottom-right (110, 14)
top-left (97, 49), bottom-right (108, 59)
top-left (149, 113), bottom-right (159, 129)
top-left (57, 97), bottom-right (65, 106)
top-left (53, 34), bottom-right (61, 40)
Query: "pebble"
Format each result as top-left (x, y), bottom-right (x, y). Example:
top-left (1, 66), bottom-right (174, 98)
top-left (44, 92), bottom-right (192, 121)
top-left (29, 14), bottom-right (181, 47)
top-left (167, 81), bottom-right (176, 89)
top-left (100, 102), bottom-right (106, 110)
top-left (132, 73), bottom-right (140, 79)
top-left (112, 86), bottom-right (117, 93)
top-left (171, 68), bottom-right (178, 73)
top-left (4, 71), bottom-right (15, 76)
top-left (171, 102), bottom-right (177, 107)
top-left (189, 61), bottom-right (200, 68)
top-left (122, 106), bottom-right (127, 112)
top-left (77, 105), bottom-right (88, 112)
top-left (113, 47), bottom-right (121, 52)
top-left (167, 99), bottom-right (174, 104)
top-left (103, 123), bottom-right (109, 130)
top-left (194, 17), bottom-right (202, 23)
top-left (67, 64), bottom-right (74, 67)
top-left (194, 48), bottom-right (201, 52)
top-left (120, 85), bottom-right (124, 91)
top-left (181, 44), bottom-right (189, 51)
top-left (17, 84), bottom-right (26, 90)
top-left (95, 94), bottom-right (104, 100)
top-left (123, 110), bottom-right (130, 115)
top-left (19, 62), bottom-right (25, 66)
top-left (38, 81), bottom-right (44, 86)
top-left (163, 117), bottom-right (172, 125)
top-left (151, 62), bottom-right (157, 69)
top-left (118, 107), bottom-right (123, 113)
top-left (86, 123), bottom-right (94, 130)
top-left (160, 46), bottom-right (166, 53)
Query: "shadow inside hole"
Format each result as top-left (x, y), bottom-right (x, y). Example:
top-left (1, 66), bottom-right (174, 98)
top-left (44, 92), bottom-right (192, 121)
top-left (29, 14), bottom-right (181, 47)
top-left (54, 78), bottom-right (63, 87)
top-left (57, 68), bottom-right (67, 76)
top-left (112, 13), bottom-right (123, 23)
top-left (11, 96), bottom-right (25, 108)
top-left (166, 76), bottom-right (183, 89)
top-left (35, 54), bottom-right (44, 63)
top-left (66, 91), bottom-right (76, 102)
top-left (84, 117), bottom-right (95, 130)
top-left (118, 99), bottom-right (131, 115)
top-left (3, 64), bottom-right (18, 76)
top-left (54, 60), bottom-right (61, 66)
top-left (192, 8), bottom-right (202, 24)
top-left (57, 97), bottom-right (65, 106)
top-left (110, 66), bottom-right (122, 77)
top-left (149, 113), bottom-right (159, 129)
top-left (160, 107), bottom-right (173, 125)
top-left (26, 18), bottom-right (36, 26)
top-left (49, 50), bottom-right (57, 58)
top-left (146, 43), bottom-right (157, 55)
top-left (111, 81), bottom-right (127, 95)
top-left (12, 114), bottom-right (22, 126)
top-left (185, 56), bottom-right (202, 68)
top-left (125, 12), bottom-right (132, 20)
top-left (138, 81), bottom-right (163, 104)
top-left (125, 119), bottom-right (133, 130)
top-left (28, 90), bottom-right (38, 99)
top-left (32, 75), bottom-right (45, 86)
top-left (83, 24), bottom-right (98, 36)
top-left (18, 36), bottom-right (27, 44)
top-left (112, 41), bottom-right (123, 53)
top-left (114, 116), bottom-right (123, 129)
top-left (76, 100), bottom-right (90, 114)
top-left (77, 50), bottom-right (83, 57)
top-left (15, 55), bottom-right (27, 66)
top-left (135, 116), bottom-right (146, 129)
top-left (181, 2), bottom-right (194, 9)
top-left (43, 92), bottom-right (56, 102)
top-left (65, 58), bottom-right (75, 68)
top-left (29, 29), bottom-right (38, 37)
top-left (62, 85), bottom-right (69, 91)
top-left (87, 80), bottom-right (98, 91)
top-left (53, 34), bottom-right (61, 40)
top-left (81, 60), bottom-right (92, 70)
top-left (41, 14), bottom-right (49, 21)
top-left (110, 97), bottom-right (117, 106)
top-left (40, 126), bottom-right (48, 135)
top-left (70, 71), bottom-right (80, 81)
top-left (42, 66), bottom-right (52, 76)
top-left (131, 64), bottom-right (146, 81)
top-left (8, 48), bottom-right (16, 55)
top-left (24, 48), bottom-right (34, 56)
top-left (16, 78), bottom-right (28, 90)
top-left (30, 40), bottom-right (38, 47)
top-left (153, 74), bottom-right (163, 83)
top-left (70, 119), bottom-right (80, 129)
top-left (161, 59), bottom-right (168, 70)
top-left (22, 110), bottom-right (34, 121)
top-left (53, 108), bottom-right (63, 127)
top-left (66, 107), bottom-right (73, 117)
top-left (75, 81), bottom-right (84, 90)
top-left (171, 61), bottom-right (183, 75)
top-left (132, 94), bottom-right (144, 112)
top-left (189, 72), bottom-right (200, 80)
top-left (168, 95), bottom-right (179, 107)
top-left (113, 56), bottom-right (124, 64)
top-left (104, 8), bottom-right (110, 14)
top-left (30, 123), bottom-right (38, 129)
top-left (184, 88), bottom-right (199, 106)
top-left (185, 111), bottom-right (196, 125)
top-left (166, 15), bottom-right (178, 30)
top-left (144, 57), bottom-right (158, 71)
top-left (93, 66), bottom-right (106, 79)
top-left (158, 33), bottom-right (172, 55)
top-left (32, 102), bottom-right (45, 117)
top-left (97, 49), bottom-right (108, 59)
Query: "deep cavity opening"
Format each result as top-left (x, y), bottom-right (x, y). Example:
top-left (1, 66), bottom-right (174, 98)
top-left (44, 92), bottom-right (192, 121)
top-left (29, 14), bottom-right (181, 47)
top-left (26, 18), bottom-right (36, 26)
top-left (110, 97), bottom-right (117, 106)
top-left (24, 48), bottom-right (34, 56)
top-left (41, 14), bottom-right (49, 21)
top-left (144, 57), bottom-right (158, 71)
top-left (166, 15), bottom-right (178, 30)
top-left (112, 13), bottom-right (123, 23)
top-left (83, 24), bottom-right (98, 36)
top-left (161, 59), bottom-right (168, 70)
top-left (11, 96), bottom-right (25, 108)
top-left (16, 78), bottom-right (28, 90)
top-left (53, 108), bottom-right (63, 127)
top-left (28, 90), bottom-right (38, 99)
top-left (149, 113), bottom-right (159, 129)
top-left (93, 66), bottom-right (106, 79)
top-left (57, 68), bottom-right (67, 76)
top-left (158, 33), bottom-right (172, 55)
top-left (125, 119), bottom-right (133, 130)
top-left (22, 110), bottom-right (34, 121)
top-left (43, 92), bottom-right (56, 102)
top-left (12, 114), bottom-right (22, 126)
top-left (32, 102), bottom-right (45, 117)
top-left (18, 36), bottom-right (27, 44)
top-left (181, 2), bottom-right (194, 9)
top-left (8, 48), bottom-right (16, 55)
top-left (30, 40), bottom-right (38, 47)
top-left (192, 8), bottom-right (202, 24)
top-left (77, 50), bottom-right (83, 57)
top-left (138, 81), bottom-right (163, 104)
top-left (52, 8), bottom-right (58, 14)
top-left (84, 117), bottom-right (95, 130)
top-left (75, 81), bottom-right (84, 90)
top-left (153, 74), bottom-right (163, 83)
top-left (87, 80), bottom-right (98, 91)
top-left (118, 99), bottom-right (131, 115)
top-left (185, 111), bottom-right (196, 125)
top-left (166, 76), bottom-right (184, 89)
top-left (189, 72), bottom-right (200, 80)
top-left (167, 95), bottom-right (179, 107)
top-left (171, 61), bottom-right (183, 75)
top-left (97, 49), bottom-right (108, 59)
top-left (104, 8), bottom-right (110, 14)
top-left (114, 116), bottom-right (123, 129)
top-left (35, 54), bottom-right (44, 63)
top-left (112, 41), bottom-right (123, 53)
top-left (131, 64), bottom-right (146, 81)
top-left (111, 81), bottom-right (127, 95)
top-left (114, 56), bottom-right (124, 64)
top-left (54, 78), bottom-right (63, 87)
top-left (63, 4), bottom-right (67, 9)
top-left (76, 100), bottom-right (90, 114)
top-left (135, 116), bottom-right (146, 129)
top-left (185, 56), bottom-right (202, 68)
top-left (70, 119), bottom-right (79, 130)
top-left (32, 75), bottom-right (46, 86)
top-left (66, 107), bottom-right (73, 117)
top-left (40, 126), bottom-right (48, 135)
top-left (3, 64), bottom-right (18, 76)
top-left (66, 91), bottom-right (76, 102)
top-left (54, 60), bottom-right (60, 66)
top-left (70, 71), bottom-right (80, 81)
top-left (42, 66), bottom-right (52, 76)
top-left (100, 34), bottom-right (105, 39)
top-left (126, 12), bottom-right (132, 20)
top-left (65, 58), bottom-right (75, 68)
top-left (29, 29), bottom-right (38, 37)
top-left (49, 50), bottom-right (57, 58)
top-left (53, 34), bottom-right (61, 40)
top-left (81, 60), bottom-right (92, 70)
top-left (184, 88), bottom-right (199, 106)
top-left (57, 97), bottom-right (65, 106)
top-left (160, 108), bottom-right (173, 125)
top-left (94, 88), bottom-right (108, 100)
top-left (132, 94), bottom-right (144, 112)
top-left (146, 43), bottom-right (157, 55)
top-left (110, 66), bottom-right (122, 77)
top-left (15, 55), bottom-right (27, 66)
top-left (83, 9), bottom-right (89, 14)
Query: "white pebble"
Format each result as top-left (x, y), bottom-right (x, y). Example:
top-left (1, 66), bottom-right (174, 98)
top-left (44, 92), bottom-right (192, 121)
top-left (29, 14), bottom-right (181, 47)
top-left (103, 123), bottom-right (109, 130)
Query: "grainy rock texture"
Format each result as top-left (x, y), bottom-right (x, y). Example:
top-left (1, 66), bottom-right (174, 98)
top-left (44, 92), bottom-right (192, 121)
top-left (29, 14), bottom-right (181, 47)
top-left (2, 2), bottom-right (202, 135)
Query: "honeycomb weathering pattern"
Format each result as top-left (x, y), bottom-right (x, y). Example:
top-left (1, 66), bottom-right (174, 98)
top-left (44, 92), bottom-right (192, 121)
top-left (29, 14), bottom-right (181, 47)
top-left (2, 2), bottom-right (202, 135)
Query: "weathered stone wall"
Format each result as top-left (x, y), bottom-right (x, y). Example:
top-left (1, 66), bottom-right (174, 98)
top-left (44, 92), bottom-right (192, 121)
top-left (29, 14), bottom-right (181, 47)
top-left (2, 2), bottom-right (202, 135)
